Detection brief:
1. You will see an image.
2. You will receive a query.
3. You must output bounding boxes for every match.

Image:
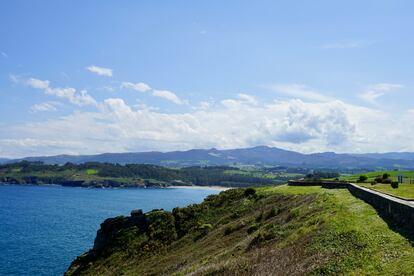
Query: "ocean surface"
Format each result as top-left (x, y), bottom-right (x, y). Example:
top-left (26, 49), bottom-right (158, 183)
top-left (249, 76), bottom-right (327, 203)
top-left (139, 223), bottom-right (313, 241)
top-left (0, 185), bottom-right (222, 276)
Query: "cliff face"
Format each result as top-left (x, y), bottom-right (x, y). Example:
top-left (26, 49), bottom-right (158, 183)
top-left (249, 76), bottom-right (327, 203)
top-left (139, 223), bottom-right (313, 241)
top-left (66, 186), bottom-right (414, 275)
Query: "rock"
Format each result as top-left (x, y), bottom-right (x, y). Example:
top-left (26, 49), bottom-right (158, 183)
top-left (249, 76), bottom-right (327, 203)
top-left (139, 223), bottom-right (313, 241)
top-left (131, 209), bottom-right (143, 216)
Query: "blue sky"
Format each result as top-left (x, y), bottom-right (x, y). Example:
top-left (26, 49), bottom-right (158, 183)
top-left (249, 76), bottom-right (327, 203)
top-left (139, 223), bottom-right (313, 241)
top-left (1, 1), bottom-right (414, 158)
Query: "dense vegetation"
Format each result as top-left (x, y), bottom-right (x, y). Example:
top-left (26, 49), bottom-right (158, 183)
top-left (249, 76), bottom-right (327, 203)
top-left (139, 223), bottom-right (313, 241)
top-left (66, 185), bottom-right (414, 275)
top-left (0, 161), bottom-right (304, 188)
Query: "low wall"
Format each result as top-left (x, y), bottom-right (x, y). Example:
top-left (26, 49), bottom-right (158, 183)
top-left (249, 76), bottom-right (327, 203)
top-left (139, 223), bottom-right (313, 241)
top-left (289, 180), bottom-right (414, 230)
top-left (288, 180), bottom-right (349, 189)
top-left (348, 184), bottom-right (414, 229)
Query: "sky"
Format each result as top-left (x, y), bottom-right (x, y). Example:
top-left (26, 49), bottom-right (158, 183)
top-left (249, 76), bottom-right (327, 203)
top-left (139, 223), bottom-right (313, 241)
top-left (1, 0), bottom-right (414, 158)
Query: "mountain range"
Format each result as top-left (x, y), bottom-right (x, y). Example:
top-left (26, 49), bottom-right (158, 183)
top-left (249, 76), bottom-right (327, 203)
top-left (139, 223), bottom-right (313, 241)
top-left (3, 146), bottom-right (414, 170)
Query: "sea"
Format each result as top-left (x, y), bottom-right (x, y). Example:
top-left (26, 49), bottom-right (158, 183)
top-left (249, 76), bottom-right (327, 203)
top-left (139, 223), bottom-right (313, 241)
top-left (0, 184), bottom-right (222, 276)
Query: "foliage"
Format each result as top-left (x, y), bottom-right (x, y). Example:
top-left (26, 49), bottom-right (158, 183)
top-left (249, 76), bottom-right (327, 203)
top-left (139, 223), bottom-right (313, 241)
top-left (357, 175), bottom-right (368, 183)
top-left (391, 181), bottom-right (399, 189)
top-left (0, 161), bottom-right (303, 188)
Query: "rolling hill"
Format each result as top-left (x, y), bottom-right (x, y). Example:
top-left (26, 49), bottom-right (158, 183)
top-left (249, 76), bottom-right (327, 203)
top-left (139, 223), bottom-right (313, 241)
top-left (5, 146), bottom-right (414, 170)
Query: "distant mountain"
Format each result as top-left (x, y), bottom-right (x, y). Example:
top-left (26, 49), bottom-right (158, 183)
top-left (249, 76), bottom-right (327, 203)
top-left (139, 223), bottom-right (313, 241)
top-left (352, 152), bottom-right (414, 161)
top-left (6, 146), bottom-right (414, 170)
top-left (0, 158), bottom-right (9, 163)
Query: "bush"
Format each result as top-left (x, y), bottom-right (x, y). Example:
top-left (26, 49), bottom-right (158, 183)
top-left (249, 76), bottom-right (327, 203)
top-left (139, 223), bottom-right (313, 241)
top-left (247, 223), bottom-right (260, 234)
top-left (382, 178), bottom-right (392, 184)
top-left (244, 188), bottom-right (256, 197)
top-left (265, 207), bottom-right (279, 219)
top-left (383, 173), bottom-right (390, 180)
top-left (224, 221), bottom-right (246, 235)
top-left (391, 181), bottom-right (399, 189)
top-left (371, 181), bottom-right (376, 185)
top-left (374, 177), bottom-right (383, 183)
top-left (358, 175), bottom-right (368, 183)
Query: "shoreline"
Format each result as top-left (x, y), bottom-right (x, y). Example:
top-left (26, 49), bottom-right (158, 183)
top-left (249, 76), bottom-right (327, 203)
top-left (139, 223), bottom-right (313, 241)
top-left (167, 185), bottom-right (231, 191)
top-left (0, 182), bottom-right (232, 191)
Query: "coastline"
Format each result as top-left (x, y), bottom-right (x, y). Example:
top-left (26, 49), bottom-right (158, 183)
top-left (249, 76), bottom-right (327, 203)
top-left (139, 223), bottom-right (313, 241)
top-left (0, 182), bottom-right (232, 191)
top-left (167, 185), bottom-right (231, 191)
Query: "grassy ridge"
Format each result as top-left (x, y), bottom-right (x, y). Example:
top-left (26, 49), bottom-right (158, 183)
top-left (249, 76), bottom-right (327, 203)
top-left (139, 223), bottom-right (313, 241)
top-left (66, 185), bottom-right (414, 275)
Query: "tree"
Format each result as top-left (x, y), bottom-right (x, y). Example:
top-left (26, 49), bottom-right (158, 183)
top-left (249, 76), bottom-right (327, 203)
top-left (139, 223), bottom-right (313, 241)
top-left (383, 173), bottom-right (390, 179)
top-left (358, 175), bottom-right (368, 183)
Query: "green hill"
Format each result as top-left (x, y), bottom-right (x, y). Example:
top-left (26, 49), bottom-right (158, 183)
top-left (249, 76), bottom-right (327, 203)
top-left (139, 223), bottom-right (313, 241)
top-left (66, 185), bottom-right (414, 275)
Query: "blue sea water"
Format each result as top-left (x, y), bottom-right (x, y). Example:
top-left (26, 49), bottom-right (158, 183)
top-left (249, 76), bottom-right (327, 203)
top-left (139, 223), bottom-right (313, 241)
top-left (0, 185), bottom-right (221, 276)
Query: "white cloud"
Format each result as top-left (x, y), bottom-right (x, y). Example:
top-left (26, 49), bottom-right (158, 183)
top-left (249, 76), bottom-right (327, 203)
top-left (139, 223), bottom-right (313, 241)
top-left (238, 93), bottom-right (258, 105)
top-left (30, 102), bottom-right (58, 113)
top-left (152, 89), bottom-right (184, 105)
top-left (86, 65), bottom-right (113, 77)
top-left (121, 82), bottom-right (151, 92)
top-left (4, 93), bottom-right (408, 158)
top-left (25, 77), bottom-right (97, 107)
top-left (198, 101), bottom-right (211, 110)
top-left (359, 83), bottom-right (403, 104)
top-left (27, 78), bottom-right (50, 89)
top-left (268, 84), bottom-right (333, 102)
top-left (1, 52), bottom-right (8, 58)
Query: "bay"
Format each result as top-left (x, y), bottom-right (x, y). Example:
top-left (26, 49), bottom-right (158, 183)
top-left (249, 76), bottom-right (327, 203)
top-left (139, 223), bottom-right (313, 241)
top-left (0, 185), bottom-right (221, 276)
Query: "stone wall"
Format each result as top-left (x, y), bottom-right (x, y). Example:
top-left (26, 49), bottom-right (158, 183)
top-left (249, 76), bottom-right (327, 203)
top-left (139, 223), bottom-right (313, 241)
top-left (348, 184), bottom-right (414, 229)
top-left (288, 180), bottom-right (349, 189)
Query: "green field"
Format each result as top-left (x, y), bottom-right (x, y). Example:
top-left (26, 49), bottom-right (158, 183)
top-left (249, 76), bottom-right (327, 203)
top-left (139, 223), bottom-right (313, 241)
top-left (359, 183), bottom-right (414, 200)
top-left (341, 170), bottom-right (414, 184)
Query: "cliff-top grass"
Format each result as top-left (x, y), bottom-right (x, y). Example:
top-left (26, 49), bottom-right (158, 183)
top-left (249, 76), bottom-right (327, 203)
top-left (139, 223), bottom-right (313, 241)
top-left (66, 184), bottom-right (414, 275)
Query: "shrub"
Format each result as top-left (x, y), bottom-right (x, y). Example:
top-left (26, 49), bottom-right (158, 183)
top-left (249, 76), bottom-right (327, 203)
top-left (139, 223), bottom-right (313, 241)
top-left (382, 178), bottom-right (392, 184)
top-left (358, 175), bottom-right (368, 183)
top-left (371, 181), bottom-right (376, 185)
top-left (255, 212), bottom-right (263, 222)
top-left (247, 223), bottom-right (260, 234)
top-left (265, 207), bottom-right (279, 219)
top-left (391, 181), bottom-right (399, 189)
top-left (244, 188), bottom-right (256, 197)
top-left (383, 173), bottom-right (390, 180)
top-left (374, 177), bottom-right (383, 183)
top-left (224, 221), bottom-right (246, 235)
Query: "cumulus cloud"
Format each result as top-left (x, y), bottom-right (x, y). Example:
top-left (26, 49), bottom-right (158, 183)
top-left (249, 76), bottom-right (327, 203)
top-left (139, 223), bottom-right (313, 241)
top-left (152, 89), bottom-right (185, 105)
top-left (27, 78), bottom-right (50, 89)
top-left (30, 102), bottom-right (58, 113)
top-left (359, 83), bottom-right (403, 104)
top-left (121, 80), bottom-right (186, 105)
top-left (3, 94), bottom-right (406, 158)
top-left (268, 84), bottom-right (333, 102)
top-left (121, 82), bottom-right (151, 92)
top-left (26, 78), bottom-right (97, 106)
top-left (86, 65), bottom-right (113, 77)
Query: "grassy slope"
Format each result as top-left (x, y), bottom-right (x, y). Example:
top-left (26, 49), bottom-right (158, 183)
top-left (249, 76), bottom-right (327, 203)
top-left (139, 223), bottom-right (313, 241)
top-left (66, 186), bottom-right (414, 275)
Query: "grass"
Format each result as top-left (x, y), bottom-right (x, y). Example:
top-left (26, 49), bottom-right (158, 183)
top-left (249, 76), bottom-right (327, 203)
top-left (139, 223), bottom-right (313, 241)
top-left (66, 185), bottom-right (414, 275)
top-left (86, 169), bottom-right (98, 175)
top-left (359, 183), bottom-right (414, 200)
top-left (223, 169), bottom-right (304, 180)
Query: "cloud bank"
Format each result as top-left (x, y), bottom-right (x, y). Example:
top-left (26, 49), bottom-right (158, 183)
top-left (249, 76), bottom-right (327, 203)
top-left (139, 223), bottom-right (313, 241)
top-left (2, 93), bottom-right (412, 158)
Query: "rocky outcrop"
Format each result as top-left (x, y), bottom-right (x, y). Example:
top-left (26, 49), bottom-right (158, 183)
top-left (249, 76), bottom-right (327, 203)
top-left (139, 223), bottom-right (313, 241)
top-left (93, 209), bottom-right (148, 252)
top-left (66, 208), bottom-right (178, 275)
